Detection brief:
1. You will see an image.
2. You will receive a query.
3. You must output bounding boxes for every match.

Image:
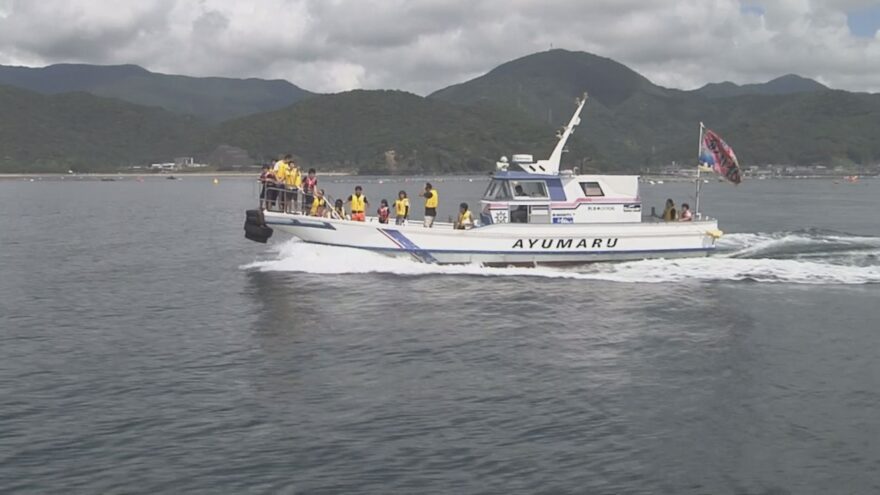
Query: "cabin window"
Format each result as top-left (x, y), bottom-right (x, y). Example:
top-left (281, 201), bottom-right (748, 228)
top-left (483, 180), bottom-right (512, 201)
top-left (511, 180), bottom-right (548, 199)
top-left (580, 182), bottom-right (604, 197)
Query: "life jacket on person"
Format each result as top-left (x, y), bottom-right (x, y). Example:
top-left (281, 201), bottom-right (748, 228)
top-left (378, 206), bottom-right (390, 223)
top-left (310, 197), bottom-right (326, 216)
top-left (662, 206), bottom-right (677, 221)
top-left (302, 176), bottom-right (317, 193)
top-left (286, 165), bottom-right (300, 188)
top-left (394, 198), bottom-right (409, 217)
top-left (456, 210), bottom-right (474, 230)
top-left (351, 194), bottom-right (366, 212)
top-left (274, 161), bottom-right (289, 183)
top-left (425, 189), bottom-right (438, 208)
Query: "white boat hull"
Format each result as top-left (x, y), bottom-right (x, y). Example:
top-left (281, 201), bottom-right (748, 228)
top-left (263, 212), bottom-right (719, 265)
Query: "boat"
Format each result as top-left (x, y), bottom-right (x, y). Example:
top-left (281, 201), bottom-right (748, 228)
top-left (244, 94), bottom-right (725, 266)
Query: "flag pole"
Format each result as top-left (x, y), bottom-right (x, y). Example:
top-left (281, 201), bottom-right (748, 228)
top-left (695, 122), bottom-right (705, 218)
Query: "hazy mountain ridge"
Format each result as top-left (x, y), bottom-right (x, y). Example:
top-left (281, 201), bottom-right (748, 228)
top-left (429, 49), bottom-right (880, 170)
top-left (0, 63), bottom-right (314, 122)
top-left (695, 74), bottom-right (829, 98)
top-left (0, 84), bottom-right (207, 173)
top-left (2, 50), bottom-right (879, 173)
top-left (215, 90), bottom-right (579, 173)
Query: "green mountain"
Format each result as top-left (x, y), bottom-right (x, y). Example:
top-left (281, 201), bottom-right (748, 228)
top-left (430, 49), bottom-right (880, 169)
top-left (0, 63), bottom-right (314, 122)
top-left (216, 90), bottom-right (579, 173)
top-left (695, 74), bottom-right (828, 98)
top-left (431, 49), bottom-right (670, 124)
top-left (0, 84), bottom-right (206, 172)
top-left (3, 49), bottom-right (880, 174)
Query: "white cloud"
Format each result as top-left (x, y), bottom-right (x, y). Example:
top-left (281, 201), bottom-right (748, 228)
top-left (1, 0), bottom-right (879, 94)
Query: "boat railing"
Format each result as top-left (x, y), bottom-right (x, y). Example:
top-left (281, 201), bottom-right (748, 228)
top-left (256, 181), bottom-right (471, 227)
top-left (320, 192), bottom-right (345, 221)
top-left (645, 206), bottom-right (714, 223)
top-left (257, 181), bottom-right (344, 220)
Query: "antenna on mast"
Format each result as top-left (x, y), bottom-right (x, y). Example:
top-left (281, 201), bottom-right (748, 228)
top-left (521, 92), bottom-right (588, 175)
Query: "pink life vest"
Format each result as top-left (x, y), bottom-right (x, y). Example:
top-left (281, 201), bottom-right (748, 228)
top-left (302, 176), bottom-right (318, 193)
top-left (378, 206), bottom-right (390, 223)
top-left (680, 209), bottom-right (693, 221)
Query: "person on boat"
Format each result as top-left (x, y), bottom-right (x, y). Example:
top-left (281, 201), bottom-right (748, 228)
top-left (509, 184), bottom-right (529, 223)
top-left (679, 203), bottom-right (693, 222)
top-left (511, 205), bottom-right (528, 223)
top-left (662, 198), bottom-right (677, 221)
top-left (334, 198), bottom-right (347, 220)
top-left (259, 164), bottom-right (276, 210)
top-left (422, 183), bottom-right (438, 228)
top-left (272, 154), bottom-right (288, 177)
top-left (455, 202), bottom-right (474, 230)
top-left (301, 168), bottom-right (318, 212)
top-left (377, 199), bottom-right (390, 224)
top-left (274, 155), bottom-right (291, 212)
top-left (347, 186), bottom-right (369, 221)
top-left (285, 159), bottom-right (302, 213)
top-left (394, 190), bottom-right (409, 225)
top-left (310, 189), bottom-right (327, 217)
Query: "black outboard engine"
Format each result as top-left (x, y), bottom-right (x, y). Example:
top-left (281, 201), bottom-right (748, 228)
top-left (244, 209), bottom-right (273, 243)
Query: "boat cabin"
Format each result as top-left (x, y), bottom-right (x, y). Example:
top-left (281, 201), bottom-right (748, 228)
top-left (480, 166), bottom-right (642, 225)
top-left (477, 95), bottom-right (643, 226)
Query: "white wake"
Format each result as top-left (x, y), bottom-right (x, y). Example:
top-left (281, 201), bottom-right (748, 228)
top-left (242, 234), bottom-right (880, 285)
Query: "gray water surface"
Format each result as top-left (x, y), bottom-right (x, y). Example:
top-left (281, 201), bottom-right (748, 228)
top-left (1, 176), bottom-right (879, 494)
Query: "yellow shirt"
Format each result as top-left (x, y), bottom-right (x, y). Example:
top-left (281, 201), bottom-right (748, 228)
top-left (287, 166), bottom-right (302, 188)
top-left (350, 194), bottom-right (366, 212)
top-left (310, 197), bottom-right (326, 216)
top-left (457, 211), bottom-right (474, 229)
top-left (394, 198), bottom-right (409, 216)
top-left (425, 189), bottom-right (438, 208)
top-left (285, 165), bottom-right (301, 187)
top-left (274, 160), bottom-right (289, 182)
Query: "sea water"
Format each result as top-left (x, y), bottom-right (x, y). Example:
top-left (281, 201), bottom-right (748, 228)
top-left (1, 176), bottom-right (878, 494)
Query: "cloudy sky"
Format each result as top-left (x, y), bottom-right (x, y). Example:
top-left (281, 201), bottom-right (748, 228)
top-left (1, 0), bottom-right (879, 94)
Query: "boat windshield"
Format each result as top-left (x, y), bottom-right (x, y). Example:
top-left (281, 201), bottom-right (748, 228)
top-left (483, 180), bottom-right (512, 200)
top-left (510, 180), bottom-right (548, 199)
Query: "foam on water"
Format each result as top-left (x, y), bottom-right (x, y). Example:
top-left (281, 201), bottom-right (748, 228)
top-left (242, 231), bottom-right (880, 285)
top-left (721, 230), bottom-right (880, 259)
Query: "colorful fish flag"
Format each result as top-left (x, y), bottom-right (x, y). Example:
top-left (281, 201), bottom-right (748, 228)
top-left (700, 128), bottom-right (742, 184)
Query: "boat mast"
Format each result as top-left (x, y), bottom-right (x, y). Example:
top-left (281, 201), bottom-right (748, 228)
top-left (695, 122), bottom-right (705, 217)
top-left (530, 93), bottom-right (588, 175)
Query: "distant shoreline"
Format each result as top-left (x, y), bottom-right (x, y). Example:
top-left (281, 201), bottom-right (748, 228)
top-left (0, 171), bottom-right (348, 179)
top-left (1, 172), bottom-right (874, 182)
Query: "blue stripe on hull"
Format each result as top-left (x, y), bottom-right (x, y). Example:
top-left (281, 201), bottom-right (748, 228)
top-left (378, 228), bottom-right (439, 263)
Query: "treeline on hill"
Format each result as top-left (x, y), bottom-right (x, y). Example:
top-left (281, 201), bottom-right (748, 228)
top-left (2, 50), bottom-right (880, 174)
top-left (213, 90), bottom-right (584, 174)
top-left (0, 85), bottom-right (207, 173)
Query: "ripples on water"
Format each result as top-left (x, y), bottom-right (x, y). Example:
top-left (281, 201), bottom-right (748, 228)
top-left (1, 177), bottom-right (879, 494)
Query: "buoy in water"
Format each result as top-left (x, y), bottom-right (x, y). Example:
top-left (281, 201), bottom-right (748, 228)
top-left (212, 178), bottom-right (219, 185)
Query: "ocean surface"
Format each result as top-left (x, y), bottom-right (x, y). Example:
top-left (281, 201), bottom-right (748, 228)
top-left (1, 175), bottom-right (879, 494)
